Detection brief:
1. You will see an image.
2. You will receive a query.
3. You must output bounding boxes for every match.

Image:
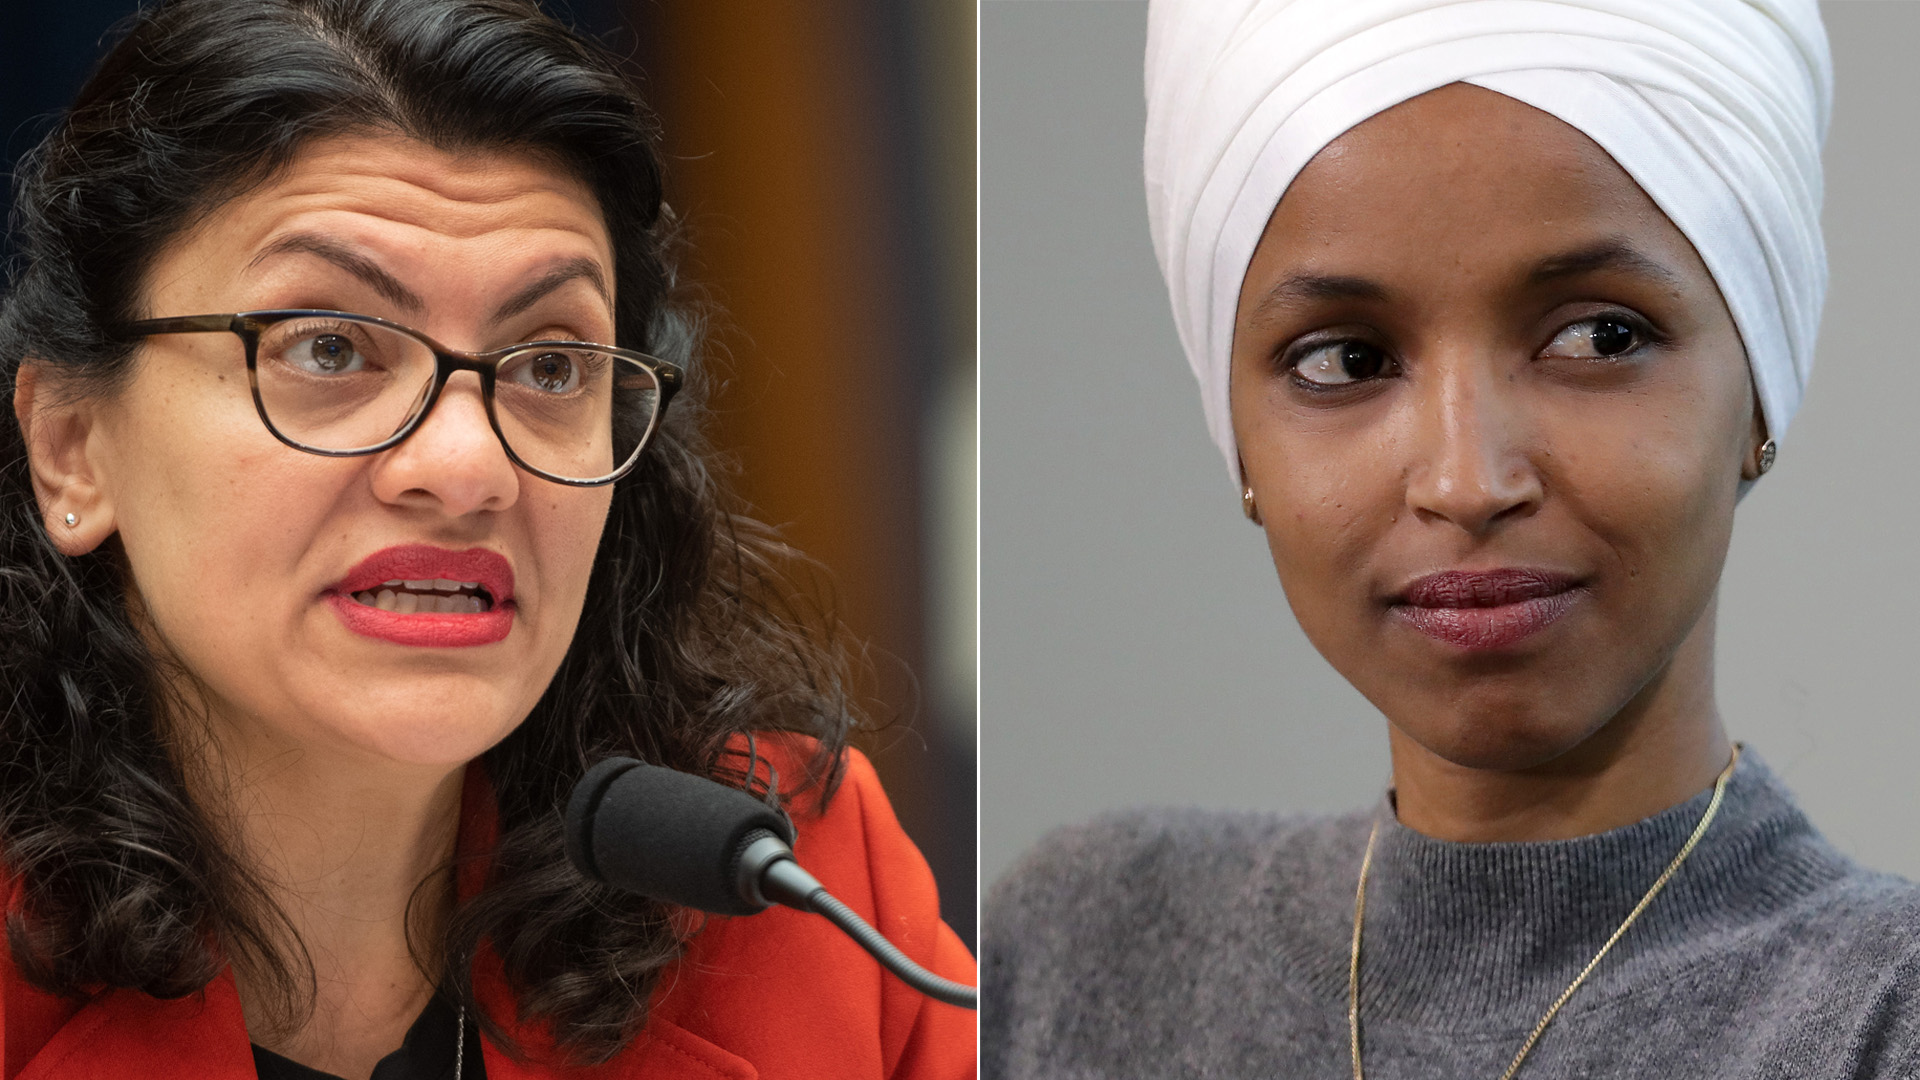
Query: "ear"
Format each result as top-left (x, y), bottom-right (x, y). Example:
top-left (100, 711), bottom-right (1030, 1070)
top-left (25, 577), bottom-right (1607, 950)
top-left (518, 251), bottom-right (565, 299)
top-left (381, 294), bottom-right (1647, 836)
top-left (1739, 399), bottom-right (1771, 483)
top-left (13, 362), bottom-right (116, 555)
top-left (1236, 453), bottom-right (1263, 525)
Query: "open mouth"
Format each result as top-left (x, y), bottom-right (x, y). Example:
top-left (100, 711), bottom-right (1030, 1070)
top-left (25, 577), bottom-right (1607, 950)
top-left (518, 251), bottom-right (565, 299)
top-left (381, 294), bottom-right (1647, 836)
top-left (349, 579), bottom-right (494, 615)
top-left (329, 545), bottom-right (515, 647)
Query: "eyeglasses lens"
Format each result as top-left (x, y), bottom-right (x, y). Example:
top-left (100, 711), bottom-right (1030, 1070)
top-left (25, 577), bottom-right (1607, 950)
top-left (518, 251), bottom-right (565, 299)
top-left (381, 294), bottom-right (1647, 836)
top-left (252, 317), bottom-right (661, 482)
top-left (494, 346), bottom-right (660, 482)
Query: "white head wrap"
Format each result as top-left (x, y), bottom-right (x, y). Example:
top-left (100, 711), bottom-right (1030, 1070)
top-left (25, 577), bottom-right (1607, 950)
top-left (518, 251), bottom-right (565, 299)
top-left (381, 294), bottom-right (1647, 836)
top-left (1144, 0), bottom-right (1832, 486)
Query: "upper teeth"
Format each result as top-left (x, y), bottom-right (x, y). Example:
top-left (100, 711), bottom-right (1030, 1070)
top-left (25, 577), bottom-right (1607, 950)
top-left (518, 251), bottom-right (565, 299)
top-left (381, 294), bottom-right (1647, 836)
top-left (352, 579), bottom-right (491, 614)
top-left (382, 578), bottom-right (481, 592)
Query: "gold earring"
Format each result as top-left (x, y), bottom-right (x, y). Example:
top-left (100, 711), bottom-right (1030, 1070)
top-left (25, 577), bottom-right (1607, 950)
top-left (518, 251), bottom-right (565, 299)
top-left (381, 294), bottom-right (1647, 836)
top-left (1242, 486), bottom-right (1262, 525)
top-left (1754, 438), bottom-right (1777, 477)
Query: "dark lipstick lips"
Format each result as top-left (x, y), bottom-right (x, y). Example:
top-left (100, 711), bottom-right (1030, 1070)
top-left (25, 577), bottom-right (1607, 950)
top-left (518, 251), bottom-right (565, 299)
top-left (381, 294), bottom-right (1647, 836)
top-left (1392, 568), bottom-right (1581, 651)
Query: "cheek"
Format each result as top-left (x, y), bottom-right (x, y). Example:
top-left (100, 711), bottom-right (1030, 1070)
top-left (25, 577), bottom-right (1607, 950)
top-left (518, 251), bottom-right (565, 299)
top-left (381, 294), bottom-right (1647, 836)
top-left (527, 489), bottom-right (614, 614)
top-left (1236, 391), bottom-right (1402, 628)
top-left (1262, 460), bottom-right (1381, 588)
top-left (1545, 338), bottom-right (1750, 534)
top-left (1544, 391), bottom-right (1741, 594)
top-left (104, 375), bottom-right (345, 631)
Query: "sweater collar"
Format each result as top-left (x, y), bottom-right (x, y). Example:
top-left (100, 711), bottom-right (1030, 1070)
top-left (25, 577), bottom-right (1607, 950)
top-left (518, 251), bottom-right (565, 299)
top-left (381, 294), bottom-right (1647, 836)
top-left (1354, 749), bottom-right (1849, 1027)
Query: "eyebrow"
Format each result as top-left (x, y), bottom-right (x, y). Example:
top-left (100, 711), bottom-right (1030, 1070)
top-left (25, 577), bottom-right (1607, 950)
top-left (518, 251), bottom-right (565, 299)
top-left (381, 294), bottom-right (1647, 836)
top-left (248, 233), bottom-right (612, 324)
top-left (1244, 239), bottom-right (1685, 326)
top-left (248, 233), bottom-right (424, 313)
top-left (1525, 239), bottom-right (1684, 290)
top-left (490, 256), bottom-right (612, 324)
top-left (1245, 273), bottom-right (1391, 325)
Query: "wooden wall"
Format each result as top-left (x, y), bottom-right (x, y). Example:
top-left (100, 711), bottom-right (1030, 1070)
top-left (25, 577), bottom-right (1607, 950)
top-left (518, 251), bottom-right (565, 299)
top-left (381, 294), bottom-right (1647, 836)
top-left (626, 1), bottom-right (978, 943)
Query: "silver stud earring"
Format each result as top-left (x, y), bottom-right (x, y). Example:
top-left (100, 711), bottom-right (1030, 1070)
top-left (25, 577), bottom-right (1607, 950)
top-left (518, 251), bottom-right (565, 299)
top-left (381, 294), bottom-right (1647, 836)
top-left (63, 513), bottom-right (77, 528)
top-left (1755, 438), bottom-right (1777, 477)
top-left (1242, 486), bottom-right (1262, 525)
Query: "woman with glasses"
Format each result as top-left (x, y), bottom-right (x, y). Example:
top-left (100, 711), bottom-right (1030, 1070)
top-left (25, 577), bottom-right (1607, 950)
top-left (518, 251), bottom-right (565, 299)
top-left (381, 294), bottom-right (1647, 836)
top-left (986, 0), bottom-right (1920, 1076)
top-left (0, 1), bottom-right (972, 1077)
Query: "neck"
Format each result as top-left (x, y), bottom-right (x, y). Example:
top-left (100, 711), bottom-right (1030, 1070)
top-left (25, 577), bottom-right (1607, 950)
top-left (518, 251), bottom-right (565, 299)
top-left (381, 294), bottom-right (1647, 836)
top-left (1387, 598), bottom-right (1732, 844)
top-left (176, 703), bottom-right (465, 1080)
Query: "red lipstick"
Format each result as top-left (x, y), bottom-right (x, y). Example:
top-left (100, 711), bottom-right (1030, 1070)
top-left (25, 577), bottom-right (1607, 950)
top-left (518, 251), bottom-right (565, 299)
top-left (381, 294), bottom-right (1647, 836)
top-left (326, 545), bottom-right (515, 648)
top-left (1390, 568), bottom-right (1580, 651)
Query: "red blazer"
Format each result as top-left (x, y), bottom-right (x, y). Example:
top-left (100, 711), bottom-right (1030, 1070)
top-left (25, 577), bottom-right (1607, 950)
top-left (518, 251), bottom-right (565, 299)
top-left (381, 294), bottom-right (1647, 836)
top-left (0, 741), bottom-right (977, 1078)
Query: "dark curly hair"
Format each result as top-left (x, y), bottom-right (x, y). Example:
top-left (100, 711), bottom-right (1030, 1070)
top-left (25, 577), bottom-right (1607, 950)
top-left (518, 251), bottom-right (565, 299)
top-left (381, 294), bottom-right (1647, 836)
top-left (0, 0), bottom-right (853, 1063)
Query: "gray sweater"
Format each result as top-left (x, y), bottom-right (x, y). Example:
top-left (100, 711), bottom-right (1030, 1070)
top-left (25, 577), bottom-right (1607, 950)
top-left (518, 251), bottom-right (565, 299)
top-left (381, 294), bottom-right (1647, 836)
top-left (984, 752), bottom-right (1920, 1078)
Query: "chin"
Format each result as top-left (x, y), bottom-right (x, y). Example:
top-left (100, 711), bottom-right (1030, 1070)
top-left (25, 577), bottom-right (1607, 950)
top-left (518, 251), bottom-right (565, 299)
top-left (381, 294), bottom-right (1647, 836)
top-left (1396, 694), bottom-right (1607, 773)
top-left (338, 711), bottom-right (518, 768)
top-left (296, 680), bottom-right (531, 768)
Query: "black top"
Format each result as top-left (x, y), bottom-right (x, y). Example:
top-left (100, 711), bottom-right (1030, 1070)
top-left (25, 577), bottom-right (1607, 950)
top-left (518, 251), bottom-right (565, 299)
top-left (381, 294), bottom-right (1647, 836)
top-left (251, 994), bottom-right (485, 1080)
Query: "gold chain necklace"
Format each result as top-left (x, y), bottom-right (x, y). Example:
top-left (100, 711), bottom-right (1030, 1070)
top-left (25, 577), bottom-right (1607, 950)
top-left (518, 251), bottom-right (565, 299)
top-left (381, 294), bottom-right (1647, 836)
top-left (1348, 745), bottom-right (1741, 1080)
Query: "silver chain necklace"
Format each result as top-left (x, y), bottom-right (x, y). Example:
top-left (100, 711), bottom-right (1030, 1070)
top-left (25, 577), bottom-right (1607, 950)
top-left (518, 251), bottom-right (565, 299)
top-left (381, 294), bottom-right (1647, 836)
top-left (453, 1004), bottom-right (465, 1080)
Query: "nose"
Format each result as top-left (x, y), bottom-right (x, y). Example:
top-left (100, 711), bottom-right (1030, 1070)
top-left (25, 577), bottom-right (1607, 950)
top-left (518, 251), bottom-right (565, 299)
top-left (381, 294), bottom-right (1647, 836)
top-left (367, 371), bottom-right (520, 516)
top-left (1402, 360), bottom-right (1543, 536)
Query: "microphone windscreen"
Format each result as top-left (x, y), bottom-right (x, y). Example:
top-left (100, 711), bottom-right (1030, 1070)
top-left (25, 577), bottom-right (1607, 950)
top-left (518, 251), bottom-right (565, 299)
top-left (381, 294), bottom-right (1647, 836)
top-left (565, 757), bottom-right (795, 916)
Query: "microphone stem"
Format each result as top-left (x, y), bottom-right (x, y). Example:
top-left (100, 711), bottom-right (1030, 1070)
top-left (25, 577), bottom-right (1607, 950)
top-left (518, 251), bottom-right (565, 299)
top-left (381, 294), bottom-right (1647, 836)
top-left (759, 858), bottom-right (978, 1010)
top-left (805, 888), bottom-right (979, 1010)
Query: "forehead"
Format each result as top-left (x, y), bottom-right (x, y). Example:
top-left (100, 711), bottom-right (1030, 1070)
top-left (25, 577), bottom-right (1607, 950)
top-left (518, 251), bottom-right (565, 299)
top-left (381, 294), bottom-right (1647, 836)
top-left (144, 132), bottom-right (613, 310)
top-left (1254, 83), bottom-right (1702, 286)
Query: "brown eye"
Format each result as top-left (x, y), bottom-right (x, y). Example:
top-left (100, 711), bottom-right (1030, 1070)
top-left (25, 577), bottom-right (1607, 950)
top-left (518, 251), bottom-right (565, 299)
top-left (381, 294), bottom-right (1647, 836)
top-left (1542, 316), bottom-right (1644, 360)
top-left (518, 352), bottom-right (578, 393)
top-left (1293, 341), bottom-right (1393, 386)
top-left (287, 333), bottom-right (366, 375)
top-left (1590, 319), bottom-right (1634, 355)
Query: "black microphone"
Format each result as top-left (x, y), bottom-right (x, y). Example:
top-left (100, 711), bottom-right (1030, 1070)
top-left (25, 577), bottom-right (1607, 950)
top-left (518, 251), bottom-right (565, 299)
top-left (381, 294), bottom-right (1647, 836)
top-left (564, 757), bottom-right (977, 1010)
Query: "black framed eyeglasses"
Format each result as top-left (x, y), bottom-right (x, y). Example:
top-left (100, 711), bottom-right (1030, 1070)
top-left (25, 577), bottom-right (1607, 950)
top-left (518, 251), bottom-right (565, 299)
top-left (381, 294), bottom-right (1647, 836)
top-left (121, 310), bottom-right (682, 487)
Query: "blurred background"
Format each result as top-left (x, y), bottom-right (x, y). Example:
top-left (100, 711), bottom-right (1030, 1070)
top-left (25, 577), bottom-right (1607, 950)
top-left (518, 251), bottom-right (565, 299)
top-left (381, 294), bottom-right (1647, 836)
top-left (0, 0), bottom-right (978, 947)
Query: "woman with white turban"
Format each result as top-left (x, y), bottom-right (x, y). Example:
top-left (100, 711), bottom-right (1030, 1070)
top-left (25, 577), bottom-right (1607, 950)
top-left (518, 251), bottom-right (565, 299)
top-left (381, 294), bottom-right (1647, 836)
top-left (984, 0), bottom-right (1920, 1076)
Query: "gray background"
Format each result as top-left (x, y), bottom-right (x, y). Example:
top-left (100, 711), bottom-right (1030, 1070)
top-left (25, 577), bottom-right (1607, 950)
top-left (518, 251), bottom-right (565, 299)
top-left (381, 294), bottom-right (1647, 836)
top-left (981, 0), bottom-right (1920, 886)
